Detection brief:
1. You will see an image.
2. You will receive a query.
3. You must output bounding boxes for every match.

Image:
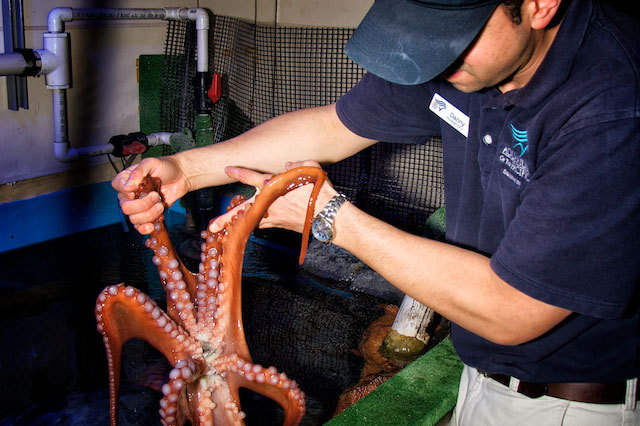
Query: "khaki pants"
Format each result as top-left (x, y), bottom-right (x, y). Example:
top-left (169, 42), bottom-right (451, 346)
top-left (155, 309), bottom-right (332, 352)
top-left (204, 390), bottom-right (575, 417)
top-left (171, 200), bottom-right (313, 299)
top-left (449, 365), bottom-right (639, 426)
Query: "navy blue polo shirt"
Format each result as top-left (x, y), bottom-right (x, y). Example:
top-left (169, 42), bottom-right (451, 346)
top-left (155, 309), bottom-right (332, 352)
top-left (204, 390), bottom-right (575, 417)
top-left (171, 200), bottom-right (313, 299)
top-left (336, 0), bottom-right (640, 382)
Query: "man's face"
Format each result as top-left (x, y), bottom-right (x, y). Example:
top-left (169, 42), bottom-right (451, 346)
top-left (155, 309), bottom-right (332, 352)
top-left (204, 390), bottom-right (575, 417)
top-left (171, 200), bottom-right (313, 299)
top-left (440, 4), bottom-right (537, 93)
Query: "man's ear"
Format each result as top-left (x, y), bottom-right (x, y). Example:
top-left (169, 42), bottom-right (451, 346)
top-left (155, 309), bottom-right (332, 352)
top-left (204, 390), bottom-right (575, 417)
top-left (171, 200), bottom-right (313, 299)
top-left (524, 0), bottom-right (562, 29)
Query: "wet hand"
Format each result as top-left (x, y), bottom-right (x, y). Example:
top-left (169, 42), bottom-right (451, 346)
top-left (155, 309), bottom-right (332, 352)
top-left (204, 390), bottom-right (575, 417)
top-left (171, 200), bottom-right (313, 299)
top-left (208, 167), bottom-right (272, 233)
top-left (209, 161), bottom-right (336, 234)
top-left (112, 157), bottom-right (188, 235)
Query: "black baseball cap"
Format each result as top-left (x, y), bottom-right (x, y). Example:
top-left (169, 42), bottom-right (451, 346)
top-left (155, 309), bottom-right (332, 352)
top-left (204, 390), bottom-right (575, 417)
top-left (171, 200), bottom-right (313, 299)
top-left (345, 0), bottom-right (501, 85)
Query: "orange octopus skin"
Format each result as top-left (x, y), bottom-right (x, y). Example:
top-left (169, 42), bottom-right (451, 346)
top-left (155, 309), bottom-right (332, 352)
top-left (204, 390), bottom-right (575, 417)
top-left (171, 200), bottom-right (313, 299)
top-left (95, 167), bottom-right (326, 426)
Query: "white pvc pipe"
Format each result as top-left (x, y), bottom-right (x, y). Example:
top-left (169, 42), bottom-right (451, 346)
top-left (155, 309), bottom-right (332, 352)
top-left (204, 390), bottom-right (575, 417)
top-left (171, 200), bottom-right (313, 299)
top-left (0, 53), bottom-right (28, 75)
top-left (40, 33), bottom-right (70, 89)
top-left (47, 7), bottom-right (209, 74)
top-left (147, 132), bottom-right (174, 147)
top-left (44, 7), bottom-right (210, 162)
top-left (391, 295), bottom-right (435, 344)
top-left (71, 8), bottom-right (167, 22)
top-left (51, 89), bottom-right (69, 154)
top-left (46, 7), bottom-right (73, 33)
top-left (52, 89), bottom-right (113, 162)
top-left (165, 8), bottom-right (209, 72)
top-left (52, 87), bottom-right (174, 162)
top-left (186, 8), bottom-right (210, 73)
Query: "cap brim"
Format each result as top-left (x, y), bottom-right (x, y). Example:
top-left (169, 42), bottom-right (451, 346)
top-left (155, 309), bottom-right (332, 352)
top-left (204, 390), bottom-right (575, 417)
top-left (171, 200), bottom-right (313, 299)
top-left (345, 0), bottom-right (499, 85)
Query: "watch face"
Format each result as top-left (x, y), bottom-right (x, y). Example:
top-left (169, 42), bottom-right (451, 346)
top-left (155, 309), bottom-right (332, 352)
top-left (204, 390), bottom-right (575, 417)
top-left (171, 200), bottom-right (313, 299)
top-left (312, 218), bottom-right (333, 243)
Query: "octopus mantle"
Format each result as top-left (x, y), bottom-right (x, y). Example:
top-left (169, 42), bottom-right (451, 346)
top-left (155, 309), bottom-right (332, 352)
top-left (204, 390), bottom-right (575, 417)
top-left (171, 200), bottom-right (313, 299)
top-left (95, 167), bottom-right (326, 425)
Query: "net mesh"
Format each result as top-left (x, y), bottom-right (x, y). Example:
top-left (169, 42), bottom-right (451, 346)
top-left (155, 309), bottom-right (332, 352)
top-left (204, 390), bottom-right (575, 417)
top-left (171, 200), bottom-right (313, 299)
top-left (162, 15), bottom-right (444, 235)
top-left (160, 20), bottom-right (197, 155)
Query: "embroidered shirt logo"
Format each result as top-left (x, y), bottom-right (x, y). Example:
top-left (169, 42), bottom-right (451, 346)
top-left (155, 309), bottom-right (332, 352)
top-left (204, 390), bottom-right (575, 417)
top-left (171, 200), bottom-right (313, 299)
top-left (499, 124), bottom-right (531, 186)
top-left (510, 124), bottom-right (529, 157)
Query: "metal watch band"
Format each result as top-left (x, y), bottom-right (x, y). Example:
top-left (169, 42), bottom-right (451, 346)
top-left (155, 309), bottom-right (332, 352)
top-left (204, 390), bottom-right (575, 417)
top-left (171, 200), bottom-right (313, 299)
top-left (316, 193), bottom-right (348, 225)
top-left (312, 193), bottom-right (348, 244)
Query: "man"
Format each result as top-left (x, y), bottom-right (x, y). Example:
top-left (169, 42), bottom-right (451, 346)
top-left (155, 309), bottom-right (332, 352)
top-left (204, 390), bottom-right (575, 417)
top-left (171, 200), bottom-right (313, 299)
top-left (113, 0), bottom-right (639, 424)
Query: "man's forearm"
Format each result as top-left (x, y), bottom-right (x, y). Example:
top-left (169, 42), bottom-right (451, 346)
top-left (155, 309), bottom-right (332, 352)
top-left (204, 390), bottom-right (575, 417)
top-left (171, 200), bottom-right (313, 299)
top-left (332, 202), bottom-right (571, 345)
top-left (173, 104), bottom-right (375, 192)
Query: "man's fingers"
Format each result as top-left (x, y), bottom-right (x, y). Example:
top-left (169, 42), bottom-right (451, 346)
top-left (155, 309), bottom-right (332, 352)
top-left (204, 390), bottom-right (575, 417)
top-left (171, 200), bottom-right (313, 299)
top-left (113, 159), bottom-right (156, 192)
top-left (119, 191), bottom-right (160, 216)
top-left (225, 166), bottom-right (273, 187)
top-left (119, 168), bottom-right (143, 192)
top-left (127, 202), bottom-right (164, 226)
top-left (209, 198), bottom-right (255, 233)
top-left (133, 222), bottom-right (155, 235)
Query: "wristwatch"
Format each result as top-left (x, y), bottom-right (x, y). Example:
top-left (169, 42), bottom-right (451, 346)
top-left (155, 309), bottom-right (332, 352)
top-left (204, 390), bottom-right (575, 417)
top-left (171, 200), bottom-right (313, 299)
top-left (312, 193), bottom-right (348, 244)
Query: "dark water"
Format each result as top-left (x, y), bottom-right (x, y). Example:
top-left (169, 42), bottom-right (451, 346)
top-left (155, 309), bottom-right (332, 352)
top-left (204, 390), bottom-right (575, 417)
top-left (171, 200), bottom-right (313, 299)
top-left (0, 212), bottom-right (387, 425)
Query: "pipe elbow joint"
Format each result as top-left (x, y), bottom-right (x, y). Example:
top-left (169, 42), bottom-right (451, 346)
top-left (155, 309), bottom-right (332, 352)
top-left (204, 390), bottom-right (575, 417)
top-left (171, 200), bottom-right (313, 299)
top-left (47, 7), bottom-right (73, 33)
top-left (191, 8), bottom-right (209, 30)
top-left (171, 7), bottom-right (209, 30)
top-left (54, 141), bottom-right (78, 163)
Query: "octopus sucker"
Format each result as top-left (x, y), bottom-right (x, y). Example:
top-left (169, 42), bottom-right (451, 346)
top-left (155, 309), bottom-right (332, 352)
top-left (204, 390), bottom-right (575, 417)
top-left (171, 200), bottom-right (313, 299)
top-left (97, 167), bottom-right (325, 425)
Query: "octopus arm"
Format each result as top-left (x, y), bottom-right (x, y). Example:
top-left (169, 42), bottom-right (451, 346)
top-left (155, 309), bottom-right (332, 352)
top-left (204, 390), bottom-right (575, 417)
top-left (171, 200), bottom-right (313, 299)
top-left (245, 167), bottom-right (326, 264)
top-left (96, 284), bottom-right (200, 425)
top-left (220, 361), bottom-right (306, 426)
top-left (147, 219), bottom-right (199, 329)
top-left (137, 178), bottom-right (199, 324)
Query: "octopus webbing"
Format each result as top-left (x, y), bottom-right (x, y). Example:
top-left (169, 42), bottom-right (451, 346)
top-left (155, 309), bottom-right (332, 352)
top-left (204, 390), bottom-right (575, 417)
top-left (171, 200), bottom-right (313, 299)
top-left (95, 166), bottom-right (327, 425)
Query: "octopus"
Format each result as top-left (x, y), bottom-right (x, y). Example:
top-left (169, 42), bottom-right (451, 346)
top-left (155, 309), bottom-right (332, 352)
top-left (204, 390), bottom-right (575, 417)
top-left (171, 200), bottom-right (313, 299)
top-left (95, 166), bottom-right (327, 426)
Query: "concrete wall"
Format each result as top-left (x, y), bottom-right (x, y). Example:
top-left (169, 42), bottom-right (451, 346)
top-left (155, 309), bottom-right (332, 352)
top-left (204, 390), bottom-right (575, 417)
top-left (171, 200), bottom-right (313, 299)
top-left (0, 0), bottom-right (371, 202)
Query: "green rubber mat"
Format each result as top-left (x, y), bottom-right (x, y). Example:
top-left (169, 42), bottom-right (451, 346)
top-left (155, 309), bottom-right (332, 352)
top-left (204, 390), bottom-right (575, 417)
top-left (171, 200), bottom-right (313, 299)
top-left (327, 336), bottom-right (462, 426)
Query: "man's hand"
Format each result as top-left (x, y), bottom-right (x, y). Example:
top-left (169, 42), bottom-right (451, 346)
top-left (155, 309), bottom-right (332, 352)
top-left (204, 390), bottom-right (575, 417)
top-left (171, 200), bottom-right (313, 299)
top-left (209, 161), bottom-right (338, 234)
top-left (112, 156), bottom-right (190, 234)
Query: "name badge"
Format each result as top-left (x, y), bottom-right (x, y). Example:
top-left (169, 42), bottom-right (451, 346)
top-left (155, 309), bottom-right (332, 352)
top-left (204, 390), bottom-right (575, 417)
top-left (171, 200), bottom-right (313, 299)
top-left (429, 93), bottom-right (469, 138)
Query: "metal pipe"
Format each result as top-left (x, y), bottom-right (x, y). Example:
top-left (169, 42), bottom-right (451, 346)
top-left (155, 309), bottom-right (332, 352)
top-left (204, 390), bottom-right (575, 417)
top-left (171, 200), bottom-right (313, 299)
top-left (3, 0), bottom-right (29, 109)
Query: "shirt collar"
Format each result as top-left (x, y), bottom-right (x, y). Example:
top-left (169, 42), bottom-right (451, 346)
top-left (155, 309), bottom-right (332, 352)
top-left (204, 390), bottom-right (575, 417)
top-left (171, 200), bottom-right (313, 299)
top-left (492, 0), bottom-right (592, 109)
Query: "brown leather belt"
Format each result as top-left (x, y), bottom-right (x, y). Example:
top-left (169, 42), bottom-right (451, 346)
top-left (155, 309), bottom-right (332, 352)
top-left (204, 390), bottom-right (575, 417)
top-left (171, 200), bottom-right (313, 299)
top-left (480, 371), bottom-right (638, 404)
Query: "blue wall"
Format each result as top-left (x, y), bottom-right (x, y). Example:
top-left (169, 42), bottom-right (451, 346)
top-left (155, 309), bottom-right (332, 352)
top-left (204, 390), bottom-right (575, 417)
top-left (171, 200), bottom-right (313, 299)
top-left (0, 181), bottom-right (185, 253)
